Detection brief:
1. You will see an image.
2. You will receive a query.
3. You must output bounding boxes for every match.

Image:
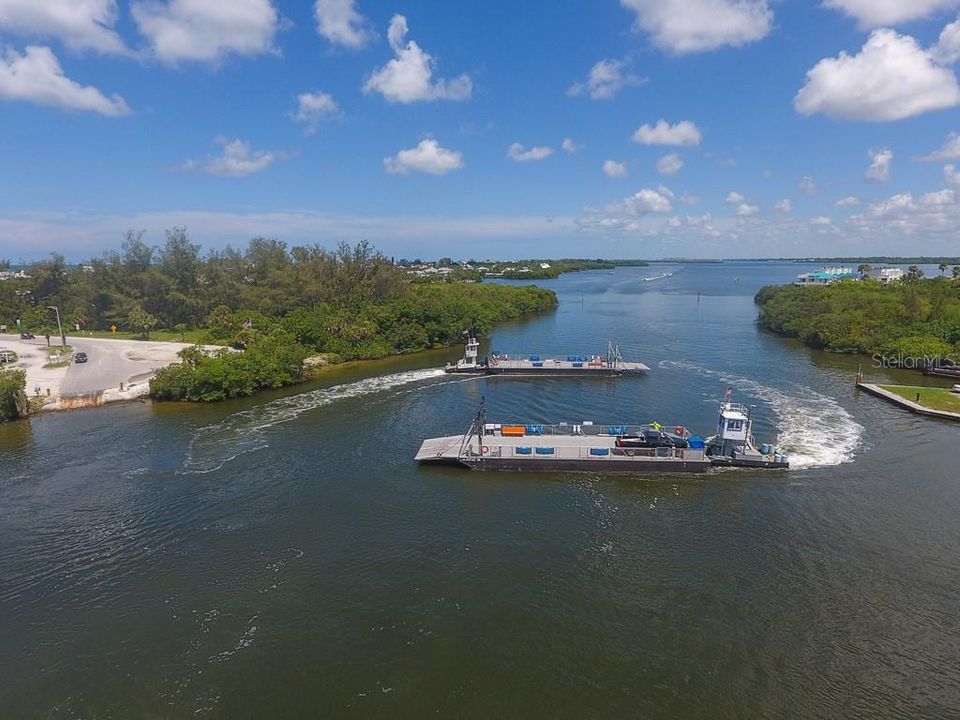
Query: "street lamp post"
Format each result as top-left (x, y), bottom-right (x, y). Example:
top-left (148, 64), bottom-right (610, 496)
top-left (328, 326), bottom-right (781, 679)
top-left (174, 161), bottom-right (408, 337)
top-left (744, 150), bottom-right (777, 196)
top-left (46, 306), bottom-right (66, 347)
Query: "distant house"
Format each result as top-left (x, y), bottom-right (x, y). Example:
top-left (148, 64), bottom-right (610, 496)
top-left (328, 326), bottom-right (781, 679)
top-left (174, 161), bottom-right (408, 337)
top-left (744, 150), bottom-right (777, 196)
top-left (866, 266), bottom-right (904, 283)
top-left (539, 262), bottom-right (551, 269)
top-left (793, 267), bottom-right (858, 286)
top-left (0, 270), bottom-right (30, 281)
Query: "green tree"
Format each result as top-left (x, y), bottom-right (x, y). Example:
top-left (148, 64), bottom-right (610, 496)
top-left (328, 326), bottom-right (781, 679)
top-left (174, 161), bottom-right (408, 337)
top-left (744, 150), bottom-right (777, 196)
top-left (127, 304), bottom-right (158, 339)
top-left (0, 368), bottom-right (27, 422)
top-left (939, 261), bottom-right (949, 277)
top-left (857, 263), bottom-right (872, 277)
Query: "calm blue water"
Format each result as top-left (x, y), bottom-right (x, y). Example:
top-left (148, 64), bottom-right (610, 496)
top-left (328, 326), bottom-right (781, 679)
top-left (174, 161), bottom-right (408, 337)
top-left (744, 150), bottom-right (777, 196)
top-left (1, 262), bottom-right (958, 719)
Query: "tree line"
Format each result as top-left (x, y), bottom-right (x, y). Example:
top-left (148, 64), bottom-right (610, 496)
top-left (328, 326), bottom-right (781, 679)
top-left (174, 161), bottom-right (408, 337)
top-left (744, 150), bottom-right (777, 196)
top-left (1, 230), bottom-right (407, 333)
top-left (755, 274), bottom-right (960, 363)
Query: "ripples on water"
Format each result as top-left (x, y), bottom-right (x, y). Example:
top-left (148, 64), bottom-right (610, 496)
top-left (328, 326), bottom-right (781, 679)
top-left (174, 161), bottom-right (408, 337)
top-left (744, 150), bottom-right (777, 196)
top-left (180, 368), bottom-right (449, 474)
top-left (3, 263), bottom-right (960, 719)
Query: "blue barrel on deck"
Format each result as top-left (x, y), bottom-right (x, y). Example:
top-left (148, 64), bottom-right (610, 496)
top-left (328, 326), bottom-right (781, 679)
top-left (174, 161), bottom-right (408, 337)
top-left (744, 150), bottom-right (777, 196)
top-left (687, 435), bottom-right (705, 449)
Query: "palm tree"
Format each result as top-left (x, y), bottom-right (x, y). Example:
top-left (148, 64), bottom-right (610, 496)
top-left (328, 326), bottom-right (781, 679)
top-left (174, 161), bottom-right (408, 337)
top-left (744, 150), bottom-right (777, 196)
top-left (907, 265), bottom-right (924, 282)
top-left (952, 266), bottom-right (960, 281)
top-left (939, 261), bottom-right (948, 277)
top-left (857, 263), bottom-right (872, 278)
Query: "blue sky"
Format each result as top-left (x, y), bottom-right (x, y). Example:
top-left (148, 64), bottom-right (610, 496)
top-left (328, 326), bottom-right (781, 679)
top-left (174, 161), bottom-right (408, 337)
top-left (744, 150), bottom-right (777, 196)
top-left (2, 0), bottom-right (960, 260)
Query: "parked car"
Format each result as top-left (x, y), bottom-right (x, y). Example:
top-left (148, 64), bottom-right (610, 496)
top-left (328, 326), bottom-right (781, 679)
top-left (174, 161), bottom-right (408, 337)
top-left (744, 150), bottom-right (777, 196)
top-left (952, 384), bottom-right (960, 394)
top-left (20, 331), bottom-right (34, 339)
top-left (74, 352), bottom-right (88, 364)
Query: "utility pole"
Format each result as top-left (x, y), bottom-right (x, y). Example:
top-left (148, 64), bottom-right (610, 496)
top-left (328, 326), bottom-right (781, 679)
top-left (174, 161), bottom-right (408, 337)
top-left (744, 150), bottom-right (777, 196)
top-left (46, 306), bottom-right (66, 347)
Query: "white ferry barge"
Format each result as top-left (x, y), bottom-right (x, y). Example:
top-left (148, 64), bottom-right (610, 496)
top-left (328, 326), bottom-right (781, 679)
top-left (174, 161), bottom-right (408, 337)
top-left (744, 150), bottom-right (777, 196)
top-left (415, 392), bottom-right (788, 473)
top-left (444, 335), bottom-right (648, 376)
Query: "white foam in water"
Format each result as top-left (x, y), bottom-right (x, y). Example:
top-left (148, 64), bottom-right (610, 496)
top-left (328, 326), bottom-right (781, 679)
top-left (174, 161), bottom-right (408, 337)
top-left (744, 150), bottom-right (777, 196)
top-left (641, 271), bottom-right (674, 282)
top-left (180, 368), bottom-right (447, 474)
top-left (659, 360), bottom-right (863, 469)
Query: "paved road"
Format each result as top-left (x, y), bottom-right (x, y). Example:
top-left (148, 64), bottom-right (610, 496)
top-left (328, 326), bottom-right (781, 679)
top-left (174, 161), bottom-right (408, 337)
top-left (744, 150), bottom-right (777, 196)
top-left (60, 337), bottom-right (190, 396)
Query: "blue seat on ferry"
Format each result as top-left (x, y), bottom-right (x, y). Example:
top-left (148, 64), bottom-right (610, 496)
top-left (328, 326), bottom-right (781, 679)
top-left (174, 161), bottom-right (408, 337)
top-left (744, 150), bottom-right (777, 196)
top-left (515, 446), bottom-right (532, 455)
top-left (590, 447), bottom-right (610, 456)
top-left (535, 447), bottom-right (555, 455)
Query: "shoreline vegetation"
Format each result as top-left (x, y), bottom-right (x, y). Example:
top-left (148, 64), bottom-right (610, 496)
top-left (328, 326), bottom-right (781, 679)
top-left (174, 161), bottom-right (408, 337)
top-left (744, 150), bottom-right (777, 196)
top-left (755, 272), bottom-right (960, 363)
top-left (1, 232), bottom-right (557, 408)
top-left (404, 258), bottom-right (650, 282)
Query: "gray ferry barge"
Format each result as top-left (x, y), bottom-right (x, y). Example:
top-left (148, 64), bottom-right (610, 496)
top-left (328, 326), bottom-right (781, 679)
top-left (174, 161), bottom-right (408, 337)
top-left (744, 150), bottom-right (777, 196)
top-left (444, 335), bottom-right (648, 376)
top-left (415, 392), bottom-right (789, 473)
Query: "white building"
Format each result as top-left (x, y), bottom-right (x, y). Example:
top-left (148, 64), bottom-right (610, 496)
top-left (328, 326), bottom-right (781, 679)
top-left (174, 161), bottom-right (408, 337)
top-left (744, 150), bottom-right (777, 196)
top-left (866, 266), bottom-right (903, 283)
top-left (793, 267), bottom-right (858, 286)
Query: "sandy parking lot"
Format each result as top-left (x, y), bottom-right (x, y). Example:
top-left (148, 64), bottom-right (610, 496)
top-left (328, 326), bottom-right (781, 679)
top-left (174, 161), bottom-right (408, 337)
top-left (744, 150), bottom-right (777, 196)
top-left (0, 335), bottom-right (196, 410)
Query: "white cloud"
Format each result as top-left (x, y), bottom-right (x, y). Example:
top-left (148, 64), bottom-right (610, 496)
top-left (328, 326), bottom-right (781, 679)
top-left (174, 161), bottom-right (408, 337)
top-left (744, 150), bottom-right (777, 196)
top-left (656, 153), bottom-right (684, 175)
top-left (0, 0), bottom-right (126, 54)
top-left (847, 188), bottom-right (960, 242)
top-left (921, 188), bottom-right (955, 205)
top-left (681, 192), bottom-right (700, 205)
top-left (567, 58), bottom-right (645, 100)
top-left (934, 15), bottom-right (960, 64)
top-left (292, 91), bottom-right (339, 135)
top-left (313, 0), bottom-right (373, 49)
top-left (132, 0), bottom-right (281, 64)
top-left (809, 216), bottom-right (832, 225)
top-left (737, 203), bottom-right (759, 216)
top-left (800, 176), bottom-right (818, 195)
top-left (945, 163), bottom-right (960, 184)
top-left (774, 198), bottom-right (792, 212)
top-left (616, 188), bottom-right (674, 213)
top-left (632, 119), bottom-right (702, 146)
top-left (181, 137), bottom-right (282, 177)
top-left (919, 131), bottom-right (960, 160)
top-left (726, 191), bottom-right (745, 204)
top-left (835, 196), bottom-right (861, 206)
top-left (0, 45), bottom-right (130, 116)
top-left (603, 160), bottom-right (628, 177)
top-left (561, 138), bottom-right (582, 155)
top-left (795, 29), bottom-right (960, 121)
top-left (363, 15), bottom-right (471, 104)
top-left (822, 0), bottom-right (960, 28)
top-left (866, 147), bottom-right (893, 181)
top-left (620, 0), bottom-right (772, 54)
top-left (507, 143), bottom-right (554, 162)
top-left (384, 139), bottom-right (463, 175)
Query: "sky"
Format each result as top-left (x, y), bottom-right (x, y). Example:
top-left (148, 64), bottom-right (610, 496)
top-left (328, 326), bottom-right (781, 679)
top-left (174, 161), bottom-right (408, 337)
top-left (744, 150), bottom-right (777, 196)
top-left (2, 0), bottom-right (960, 261)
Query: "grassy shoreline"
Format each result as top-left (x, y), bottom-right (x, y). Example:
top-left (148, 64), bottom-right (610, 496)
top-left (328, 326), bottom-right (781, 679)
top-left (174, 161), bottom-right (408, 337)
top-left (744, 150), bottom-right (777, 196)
top-left (880, 385), bottom-right (960, 413)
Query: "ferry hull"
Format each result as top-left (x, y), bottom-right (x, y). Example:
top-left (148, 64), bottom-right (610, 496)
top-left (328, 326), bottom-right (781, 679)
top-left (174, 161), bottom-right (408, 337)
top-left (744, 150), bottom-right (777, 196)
top-left (443, 364), bottom-right (648, 376)
top-left (459, 457), bottom-right (711, 473)
top-left (709, 456), bottom-right (790, 469)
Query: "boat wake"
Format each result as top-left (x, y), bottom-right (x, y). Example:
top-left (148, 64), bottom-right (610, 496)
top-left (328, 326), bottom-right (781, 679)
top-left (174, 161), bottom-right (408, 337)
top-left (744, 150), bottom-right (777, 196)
top-left (641, 271), bottom-right (674, 282)
top-left (180, 368), bottom-right (447, 474)
top-left (659, 360), bottom-right (863, 469)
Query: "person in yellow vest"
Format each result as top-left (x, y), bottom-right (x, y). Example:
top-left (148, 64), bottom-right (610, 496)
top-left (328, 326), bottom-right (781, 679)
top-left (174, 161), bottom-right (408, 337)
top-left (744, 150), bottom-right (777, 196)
top-left (651, 421), bottom-right (661, 431)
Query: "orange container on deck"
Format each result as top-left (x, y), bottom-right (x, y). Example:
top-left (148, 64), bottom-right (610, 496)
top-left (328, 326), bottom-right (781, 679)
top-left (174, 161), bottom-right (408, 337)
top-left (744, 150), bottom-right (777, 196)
top-left (501, 426), bottom-right (526, 437)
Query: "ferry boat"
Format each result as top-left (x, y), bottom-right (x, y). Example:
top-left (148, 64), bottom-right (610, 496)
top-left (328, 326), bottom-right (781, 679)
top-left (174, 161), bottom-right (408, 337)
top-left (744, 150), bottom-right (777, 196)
top-left (414, 391), bottom-right (788, 473)
top-left (444, 335), bottom-right (648, 376)
top-left (704, 390), bottom-right (789, 469)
